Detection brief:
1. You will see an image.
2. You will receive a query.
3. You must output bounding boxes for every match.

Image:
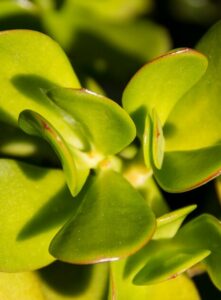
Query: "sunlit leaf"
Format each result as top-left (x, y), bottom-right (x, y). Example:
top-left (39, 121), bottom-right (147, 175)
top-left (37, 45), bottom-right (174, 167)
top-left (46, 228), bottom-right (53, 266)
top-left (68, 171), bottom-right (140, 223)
top-left (19, 110), bottom-right (89, 196)
top-left (47, 87), bottom-right (136, 155)
top-left (0, 30), bottom-right (84, 150)
top-left (122, 48), bottom-right (207, 136)
top-left (153, 205), bottom-right (197, 239)
top-left (151, 109), bottom-right (165, 169)
top-left (50, 170), bottom-right (156, 264)
top-left (0, 272), bottom-right (45, 300)
top-left (0, 159), bottom-right (76, 272)
top-left (156, 21), bottom-right (221, 191)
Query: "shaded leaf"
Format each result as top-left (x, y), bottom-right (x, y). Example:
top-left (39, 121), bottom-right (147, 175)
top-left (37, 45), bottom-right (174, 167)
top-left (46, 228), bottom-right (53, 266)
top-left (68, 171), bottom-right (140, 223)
top-left (37, 261), bottom-right (109, 300)
top-left (0, 159), bottom-right (76, 272)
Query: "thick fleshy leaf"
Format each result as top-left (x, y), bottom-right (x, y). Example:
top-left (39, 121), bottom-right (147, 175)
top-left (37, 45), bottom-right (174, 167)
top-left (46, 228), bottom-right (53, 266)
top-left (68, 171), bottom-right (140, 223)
top-left (0, 159), bottom-right (76, 272)
top-left (0, 272), bottom-right (45, 300)
top-left (50, 170), bottom-right (156, 264)
top-left (122, 48), bottom-right (208, 136)
top-left (37, 261), bottom-right (109, 300)
top-left (47, 87), bottom-right (136, 155)
top-left (175, 214), bottom-right (221, 290)
top-left (153, 145), bottom-right (221, 192)
top-left (151, 109), bottom-right (165, 169)
top-left (153, 205), bottom-right (197, 239)
top-left (109, 259), bottom-right (200, 300)
top-left (19, 110), bottom-right (89, 196)
top-left (156, 21), bottom-right (221, 191)
top-left (0, 30), bottom-right (84, 150)
top-left (132, 240), bottom-right (210, 285)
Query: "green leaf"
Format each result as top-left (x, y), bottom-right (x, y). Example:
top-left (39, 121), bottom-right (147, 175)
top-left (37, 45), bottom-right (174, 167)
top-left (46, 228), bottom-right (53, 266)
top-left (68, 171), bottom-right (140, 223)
top-left (175, 214), bottom-right (221, 290)
top-left (0, 159), bottom-right (76, 272)
top-left (50, 170), bottom-right (156, 264)
top-left (0, 272), bottom-right (45, 300)
top-left (153, 145), bottom-right (221, 192)
top-left (157, 21), bottom-right (221, 191)
top-left (0, 30), bottom-right (84, 149)
top-left (122, 48), bottom-right (208, 136)
top-left (132, 240), bottom-right (210, 285)
top-left (153, 205), bottom-right (197, 239)
top-left (19, 110), bottom-right (89, 196)
top-left (47, 87), bottom-right (136, 155)
top-left (37, 261), bottom-right (109, 300)
top-left (151, 109), bottom-right (165, 169)
top-left (109, 259), bottom-right (200, 300)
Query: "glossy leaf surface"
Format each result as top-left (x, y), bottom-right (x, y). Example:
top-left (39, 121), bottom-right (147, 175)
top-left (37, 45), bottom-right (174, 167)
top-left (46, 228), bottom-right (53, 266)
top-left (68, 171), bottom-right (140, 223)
top-left (50, 170), bottom-right (156, 264)
top-left (155, 21), bottom-right (221, 191)
top-left (122, 48), bottom-right (207, 136)
top-left (47, 87), bottom-right (136, 155)
top-left (0, 159), bottom-right (76, 272)
top-left (19, 110), bottom-right (89, 196)
top-left (0, 272), bottom-right (45, 300)
top-left (153, 205), bottom-right (197, 239)
top-left (109, 259), bottom-right (200, 300)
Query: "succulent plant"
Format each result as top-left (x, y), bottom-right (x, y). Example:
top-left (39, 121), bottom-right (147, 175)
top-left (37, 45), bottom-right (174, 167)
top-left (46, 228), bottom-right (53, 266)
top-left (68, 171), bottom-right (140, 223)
top-left (0, 10), bottom-right (221, 299)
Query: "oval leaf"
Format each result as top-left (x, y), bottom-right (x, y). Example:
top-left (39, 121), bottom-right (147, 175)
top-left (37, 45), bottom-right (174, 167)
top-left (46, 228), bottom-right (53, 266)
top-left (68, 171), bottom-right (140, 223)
top-left (47, 87), bottom-right (136, 155)
top-left (122, 48), bottom-right (208, 136)
top-left (50, 170), bottom-right (156, 264)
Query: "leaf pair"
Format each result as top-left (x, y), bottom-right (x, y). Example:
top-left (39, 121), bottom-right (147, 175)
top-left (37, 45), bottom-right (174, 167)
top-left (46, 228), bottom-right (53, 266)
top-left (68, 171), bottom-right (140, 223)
top-left (123, 21), bottom-right (221, 192)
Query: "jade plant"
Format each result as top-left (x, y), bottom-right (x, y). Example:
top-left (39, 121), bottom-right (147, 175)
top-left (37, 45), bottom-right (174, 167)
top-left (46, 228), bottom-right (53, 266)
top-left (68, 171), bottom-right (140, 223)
top-left (1, 16), bottom-right (221, 299)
